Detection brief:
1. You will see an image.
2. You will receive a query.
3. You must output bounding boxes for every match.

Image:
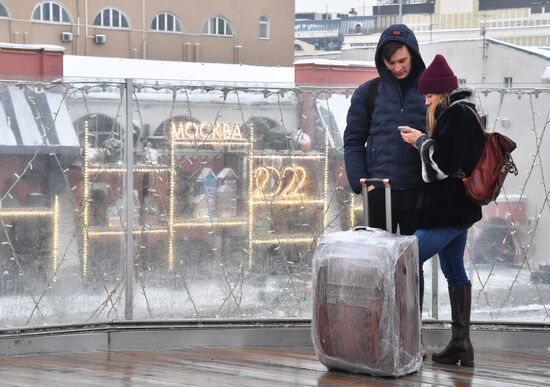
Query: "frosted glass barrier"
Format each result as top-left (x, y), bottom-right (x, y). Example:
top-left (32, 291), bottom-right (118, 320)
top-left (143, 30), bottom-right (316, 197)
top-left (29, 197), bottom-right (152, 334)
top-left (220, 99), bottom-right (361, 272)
top-left (0, 81), bottom-right (548, 329)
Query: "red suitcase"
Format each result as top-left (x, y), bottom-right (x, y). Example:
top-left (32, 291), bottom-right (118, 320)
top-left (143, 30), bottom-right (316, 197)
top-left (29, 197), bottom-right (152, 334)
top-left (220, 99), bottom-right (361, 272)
top-left (311, 179), bottom-right (422, 376)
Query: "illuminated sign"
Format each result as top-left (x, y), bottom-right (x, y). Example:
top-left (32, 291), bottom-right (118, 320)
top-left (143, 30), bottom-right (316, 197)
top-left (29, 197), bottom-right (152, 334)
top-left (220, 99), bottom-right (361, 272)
top-left (254, 166), bottom-right (307, 197)
top-left (171, 121), bottom-right (245, 141)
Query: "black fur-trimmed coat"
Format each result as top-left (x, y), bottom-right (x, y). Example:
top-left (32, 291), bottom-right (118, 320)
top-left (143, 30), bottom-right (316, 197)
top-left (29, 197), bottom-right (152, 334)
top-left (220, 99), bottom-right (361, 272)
top-left (414, 88), bottom-right (484, 229)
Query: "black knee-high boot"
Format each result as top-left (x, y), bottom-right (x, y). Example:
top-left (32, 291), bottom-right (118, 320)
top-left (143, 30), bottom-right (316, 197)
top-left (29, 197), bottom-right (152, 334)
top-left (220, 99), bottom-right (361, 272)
top-left (432, 282), bottom-right (474, 367)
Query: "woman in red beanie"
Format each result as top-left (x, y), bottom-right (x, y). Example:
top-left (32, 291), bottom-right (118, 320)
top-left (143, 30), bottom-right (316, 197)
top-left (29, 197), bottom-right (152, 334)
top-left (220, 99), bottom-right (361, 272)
top-left (400, 54), bottom-right (485, 367)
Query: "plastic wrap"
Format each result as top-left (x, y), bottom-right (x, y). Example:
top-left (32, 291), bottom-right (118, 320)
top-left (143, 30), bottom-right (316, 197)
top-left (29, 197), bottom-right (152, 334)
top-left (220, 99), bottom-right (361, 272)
top-left (311, 228), bottom-right (422, 376)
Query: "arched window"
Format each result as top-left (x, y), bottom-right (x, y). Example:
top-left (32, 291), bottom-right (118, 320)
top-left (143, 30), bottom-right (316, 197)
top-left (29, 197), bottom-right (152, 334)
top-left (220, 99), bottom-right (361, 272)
top-left (94, 8), bottom-right (129, 28)
top-left (0, 2), bottom-right (9, 18)
top-left (202, 16), bottom-right (233, 36)
top-left (259, 16), bottom-right (269, 39)
top-left (74, 114), bottom-right (121, 149)
top-left (32, 1), bottom-right (71, 23)
top-left (151, 12), bottom-right (183, 33)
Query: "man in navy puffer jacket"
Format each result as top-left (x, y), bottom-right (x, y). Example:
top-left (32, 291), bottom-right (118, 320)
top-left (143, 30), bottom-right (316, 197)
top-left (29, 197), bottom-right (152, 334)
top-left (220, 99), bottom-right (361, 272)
top-left (344, 24), bottom-right (426, 235)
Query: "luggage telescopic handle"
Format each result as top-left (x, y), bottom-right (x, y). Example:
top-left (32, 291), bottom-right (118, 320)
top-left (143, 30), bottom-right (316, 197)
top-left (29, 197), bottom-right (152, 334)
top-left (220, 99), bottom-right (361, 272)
top-left (360, 178), bottom-right (392, 232)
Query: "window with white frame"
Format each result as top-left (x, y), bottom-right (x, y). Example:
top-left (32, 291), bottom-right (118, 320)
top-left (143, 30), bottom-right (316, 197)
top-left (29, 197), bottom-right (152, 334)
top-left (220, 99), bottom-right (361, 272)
top-left (0, 2), bottom-right (8, 18)
top-left (94, 8), bottom-right (129, 28)
top-left (259, 16), bottom-right (269, 39)
top-left (32, 1), bottom-right (71, 23)
top-left (151, 12), bottom-right (183, 33)
top-left (202, 16), bottom-right (234, 36)
top-left (504, 77), bottom-right (513, 88)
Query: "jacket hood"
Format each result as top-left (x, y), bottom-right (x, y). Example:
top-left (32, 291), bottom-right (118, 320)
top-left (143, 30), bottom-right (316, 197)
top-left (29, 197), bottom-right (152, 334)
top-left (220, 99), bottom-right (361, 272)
top-left (375, 24), bottom-right (425, 81)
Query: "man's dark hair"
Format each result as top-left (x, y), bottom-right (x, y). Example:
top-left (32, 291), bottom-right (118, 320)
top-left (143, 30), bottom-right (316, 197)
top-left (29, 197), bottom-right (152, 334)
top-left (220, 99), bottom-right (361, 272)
top-left (381, 41), bottom-right (407, 61)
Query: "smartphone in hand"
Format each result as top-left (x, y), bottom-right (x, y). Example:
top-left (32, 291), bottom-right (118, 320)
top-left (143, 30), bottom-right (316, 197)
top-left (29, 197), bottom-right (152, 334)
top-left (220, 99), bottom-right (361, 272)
top-left (398, 126), bottom-right (409, 132)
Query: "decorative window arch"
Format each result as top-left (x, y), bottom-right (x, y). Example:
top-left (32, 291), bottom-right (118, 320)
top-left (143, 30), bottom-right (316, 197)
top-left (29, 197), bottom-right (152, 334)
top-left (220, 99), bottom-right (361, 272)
top-left (94, 8), bottom-right (129, 28)
top-left (151, 12), bottom-right (183, 33)
top-left (32, 1), bottom-right (71, 23)
top-left (0, 2), bottom-right (9, 18)
top-left (202, 16), bottom-right (234, 36)
top-left (259, 16), bottom-right (269, 39)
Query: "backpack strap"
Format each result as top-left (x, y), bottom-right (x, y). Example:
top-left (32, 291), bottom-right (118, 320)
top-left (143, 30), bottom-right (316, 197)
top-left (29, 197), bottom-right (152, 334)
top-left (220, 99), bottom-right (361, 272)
top-left (366, 77), bottom-right (380, 121)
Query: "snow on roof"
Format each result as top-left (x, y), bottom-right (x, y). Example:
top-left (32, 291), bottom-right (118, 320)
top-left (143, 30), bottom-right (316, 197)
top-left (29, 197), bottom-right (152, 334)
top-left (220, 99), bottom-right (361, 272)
top-left (63, 55), bottom-right (295, 88)
top-left (294, 58), bottom-right (376, 67)
top-left (0, 43), bottom-right (64, 52)
top-left (217, 167), bottom-right (238, 179)
top-left (422, 38), bottom-right (550, 60)
top-left (519, 46), bottom-right (550, 60)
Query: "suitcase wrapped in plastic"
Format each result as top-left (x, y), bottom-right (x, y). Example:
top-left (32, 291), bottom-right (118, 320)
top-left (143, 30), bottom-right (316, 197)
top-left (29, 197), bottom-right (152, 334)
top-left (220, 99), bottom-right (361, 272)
top-left (311, 228), bottom-right (422, 376)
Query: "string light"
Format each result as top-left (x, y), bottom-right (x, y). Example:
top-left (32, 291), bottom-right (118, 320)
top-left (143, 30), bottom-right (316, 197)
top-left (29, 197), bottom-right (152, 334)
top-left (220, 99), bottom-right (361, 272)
top-left (88, 166), bottom-right (170, 173)
top-left (82, 120), bottom-right (90, 278)
top-left (52, 196), bottom-right (59, 282)
top-left (168, 131), bottom-right (176, 271)
top-left (251, 198), bottom-right (325, 205)
top-left (0, 209), bottom-right (53, 217)
top-left (88, 228), bottom-right (169, 237)
top-left (323, 125), bottom-right (329, 230)
top-left (254, 236), bottom-right (314, 245)
top-left (251, 153), bottom-right (324, 160)
top-left (173, 140), bottom-right (249, 147)
top-left (247, 122), bottom-right (255, 269)
top-left (173, 220), bottom-right (247, 228)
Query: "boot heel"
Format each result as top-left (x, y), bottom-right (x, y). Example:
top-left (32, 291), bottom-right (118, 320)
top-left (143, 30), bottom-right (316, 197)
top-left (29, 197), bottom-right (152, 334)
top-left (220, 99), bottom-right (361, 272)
top-left (459, 355), bottom-right (474, 367)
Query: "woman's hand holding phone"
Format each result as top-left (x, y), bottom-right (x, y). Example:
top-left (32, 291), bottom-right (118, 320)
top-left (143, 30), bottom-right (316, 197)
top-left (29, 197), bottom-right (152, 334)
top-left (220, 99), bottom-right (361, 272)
top-left (399, 126), bottom-right (422, 148)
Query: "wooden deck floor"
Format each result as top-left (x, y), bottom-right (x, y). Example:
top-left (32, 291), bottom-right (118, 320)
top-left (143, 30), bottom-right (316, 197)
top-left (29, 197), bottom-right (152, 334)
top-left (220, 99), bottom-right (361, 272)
top-left (0, 346), bottom-right (548, 386)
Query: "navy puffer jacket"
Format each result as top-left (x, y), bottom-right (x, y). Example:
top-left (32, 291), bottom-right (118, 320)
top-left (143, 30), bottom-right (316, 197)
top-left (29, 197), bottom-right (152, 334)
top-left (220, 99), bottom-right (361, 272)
top-left (344, 24), bottom-right (426, 193)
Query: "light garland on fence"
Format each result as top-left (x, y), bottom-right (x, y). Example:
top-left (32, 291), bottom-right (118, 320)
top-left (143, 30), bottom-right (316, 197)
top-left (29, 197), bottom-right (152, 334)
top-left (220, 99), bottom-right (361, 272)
top-left (254, 236), bottom-right (314, 245)
top-left (168, 132), bottom-right (176, 271)
top-left (88, 166), bottom-right (170, 173)
top-left (82, 120), bottom-right (90, 279)
top-left (52, 196), bottom-right (59, 282)
top-left (323, 125), bottom-right (329, 230)
top-left (247, 123), bottom-right (255, 269)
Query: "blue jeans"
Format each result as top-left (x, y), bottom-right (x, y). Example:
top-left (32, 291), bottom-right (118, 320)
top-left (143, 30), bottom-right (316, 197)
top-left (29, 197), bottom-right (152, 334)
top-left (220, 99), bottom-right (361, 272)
top-left (415, 227), bottom-right (469, 287)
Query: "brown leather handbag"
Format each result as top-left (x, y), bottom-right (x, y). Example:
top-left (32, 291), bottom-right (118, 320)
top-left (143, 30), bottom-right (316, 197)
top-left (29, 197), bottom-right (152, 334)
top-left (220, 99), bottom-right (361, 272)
top-left (462, 131), bottom-right (518, 205)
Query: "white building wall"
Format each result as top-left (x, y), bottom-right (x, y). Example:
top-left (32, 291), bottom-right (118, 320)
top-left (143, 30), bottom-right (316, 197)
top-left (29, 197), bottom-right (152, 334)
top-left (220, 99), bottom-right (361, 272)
top-left (339, 39), bottom-right (550, 87)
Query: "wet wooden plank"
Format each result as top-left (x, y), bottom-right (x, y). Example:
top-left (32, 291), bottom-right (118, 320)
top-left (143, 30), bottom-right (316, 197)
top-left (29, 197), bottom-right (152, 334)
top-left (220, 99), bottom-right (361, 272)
top-left (0, 347), bottom-right (548, 386)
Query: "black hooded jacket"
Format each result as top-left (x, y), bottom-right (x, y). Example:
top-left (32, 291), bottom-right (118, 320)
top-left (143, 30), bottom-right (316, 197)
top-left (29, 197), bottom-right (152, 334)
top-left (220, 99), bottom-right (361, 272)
top-left (344, 24), bottom-right (426, 193)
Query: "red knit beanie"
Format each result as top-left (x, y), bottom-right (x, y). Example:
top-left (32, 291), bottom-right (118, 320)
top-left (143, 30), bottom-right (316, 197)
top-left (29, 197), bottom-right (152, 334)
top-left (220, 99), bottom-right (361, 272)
top-left (417, 54), bottom-right (458, 94)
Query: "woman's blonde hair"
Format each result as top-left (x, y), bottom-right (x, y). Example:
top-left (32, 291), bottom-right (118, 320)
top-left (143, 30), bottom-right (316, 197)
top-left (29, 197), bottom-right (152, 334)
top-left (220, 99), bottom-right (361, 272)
top-left (426, 93), bottom-right (451, 136)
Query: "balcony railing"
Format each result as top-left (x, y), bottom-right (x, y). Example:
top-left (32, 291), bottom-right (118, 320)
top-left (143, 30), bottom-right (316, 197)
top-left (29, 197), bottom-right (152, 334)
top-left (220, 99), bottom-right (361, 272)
top-left (0, 79), bottom-right (547, 330)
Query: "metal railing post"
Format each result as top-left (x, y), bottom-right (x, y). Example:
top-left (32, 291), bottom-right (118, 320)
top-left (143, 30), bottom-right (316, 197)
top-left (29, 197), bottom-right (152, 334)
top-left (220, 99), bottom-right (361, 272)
top-left (125, 78), bottom-right (135, 320)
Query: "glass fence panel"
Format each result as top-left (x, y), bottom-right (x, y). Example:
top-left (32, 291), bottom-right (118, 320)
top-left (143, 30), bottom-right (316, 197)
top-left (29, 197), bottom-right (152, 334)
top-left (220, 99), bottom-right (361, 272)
top-left (0, 80), bottom-right (548, 329)
top-left (0, 81), bottom-right (128, 327)
top-left (422, 89), bottom-right (550, 321)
